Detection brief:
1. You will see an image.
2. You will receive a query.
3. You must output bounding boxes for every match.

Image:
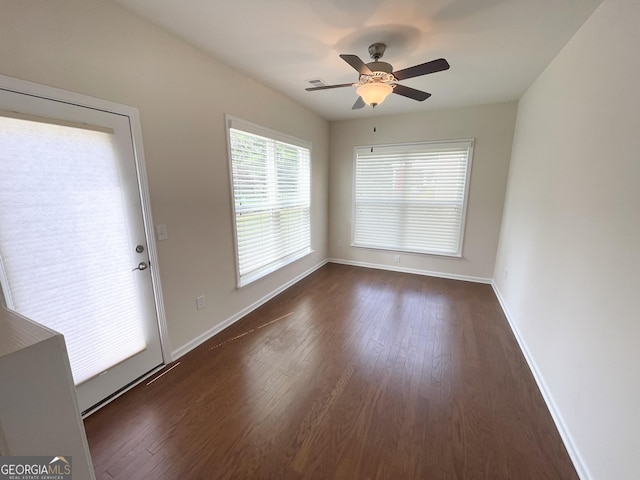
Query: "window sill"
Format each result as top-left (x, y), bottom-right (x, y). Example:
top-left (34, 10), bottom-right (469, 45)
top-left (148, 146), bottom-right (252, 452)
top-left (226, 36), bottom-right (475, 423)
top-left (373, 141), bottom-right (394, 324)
top-left (237, 248), bottom-right (314, 288)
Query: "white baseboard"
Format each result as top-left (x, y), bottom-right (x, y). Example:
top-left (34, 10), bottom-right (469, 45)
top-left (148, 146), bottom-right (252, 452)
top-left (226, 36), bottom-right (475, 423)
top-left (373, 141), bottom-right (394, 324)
top-left (491, 282), bottom-right (592, 480)
top-left (328, 258), bottom-right (492, 284)
top-left (171, 259), bottom-right (328, 360)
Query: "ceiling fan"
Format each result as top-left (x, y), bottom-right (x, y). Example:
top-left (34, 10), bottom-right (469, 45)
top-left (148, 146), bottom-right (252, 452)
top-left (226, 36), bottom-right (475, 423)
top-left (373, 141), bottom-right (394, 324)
top-left (306, 43), bottom-right (450, 110)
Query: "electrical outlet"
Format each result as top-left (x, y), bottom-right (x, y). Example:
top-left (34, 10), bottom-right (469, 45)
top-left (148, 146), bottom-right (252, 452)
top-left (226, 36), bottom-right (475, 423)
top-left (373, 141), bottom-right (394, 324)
top-left (196, 295), bottom-right (206, 310)
top-left (394, 255), bottom-right (400, 263)
top-left (338, 239), bottom-right (343, 247)
top-left (504, 269), bottom-right (509, 280)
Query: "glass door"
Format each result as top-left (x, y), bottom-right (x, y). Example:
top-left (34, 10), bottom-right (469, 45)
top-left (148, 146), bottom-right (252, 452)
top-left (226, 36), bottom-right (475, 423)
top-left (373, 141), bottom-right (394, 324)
top-left (0, 86), bottom-right (164, 413)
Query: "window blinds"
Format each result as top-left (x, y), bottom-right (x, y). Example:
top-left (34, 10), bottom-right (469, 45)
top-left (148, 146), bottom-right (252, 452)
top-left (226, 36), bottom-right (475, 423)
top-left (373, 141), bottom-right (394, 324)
top-left (353, 140), bottom-right (473, 257)
top-left (0, 114), bottom-right (146, 385)
top-left (228, 118), bottom-right (311, 286)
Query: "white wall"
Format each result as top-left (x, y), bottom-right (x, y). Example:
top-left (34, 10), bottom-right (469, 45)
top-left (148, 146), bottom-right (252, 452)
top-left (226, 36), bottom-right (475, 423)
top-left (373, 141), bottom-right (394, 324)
top-left (329, 102), bottom-right (517, 281)
top-left (0, 0), bottom-right (329, 356)
top-left (493, 0), bottom-right (640, 478)
top-left (0, 309), bottom-right (95, 478)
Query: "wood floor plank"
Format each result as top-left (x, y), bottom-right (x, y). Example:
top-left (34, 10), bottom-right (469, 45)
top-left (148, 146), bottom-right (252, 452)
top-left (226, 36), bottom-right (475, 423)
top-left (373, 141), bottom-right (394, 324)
top-left (84, 264), bottom-right (578, 480)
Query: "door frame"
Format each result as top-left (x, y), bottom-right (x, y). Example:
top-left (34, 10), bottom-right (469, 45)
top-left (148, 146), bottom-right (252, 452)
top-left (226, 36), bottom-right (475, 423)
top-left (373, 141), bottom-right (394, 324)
top-left (0, 73), bottom-right (172, 369)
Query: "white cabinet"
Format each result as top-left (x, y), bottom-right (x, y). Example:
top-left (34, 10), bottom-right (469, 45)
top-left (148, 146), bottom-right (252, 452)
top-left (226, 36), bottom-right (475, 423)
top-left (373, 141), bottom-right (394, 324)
top-left (0, 308), bottom-right (95, 479)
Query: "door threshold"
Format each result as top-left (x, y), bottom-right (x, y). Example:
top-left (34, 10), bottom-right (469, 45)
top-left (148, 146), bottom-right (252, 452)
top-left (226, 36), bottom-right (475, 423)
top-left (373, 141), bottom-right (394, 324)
top-left (81, 363), bottom-right (165, 418)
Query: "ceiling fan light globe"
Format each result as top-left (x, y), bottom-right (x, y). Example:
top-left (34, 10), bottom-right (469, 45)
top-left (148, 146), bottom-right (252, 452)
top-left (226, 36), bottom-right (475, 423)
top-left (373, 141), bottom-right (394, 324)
top-left (356, 82), bottom-right (393, 106)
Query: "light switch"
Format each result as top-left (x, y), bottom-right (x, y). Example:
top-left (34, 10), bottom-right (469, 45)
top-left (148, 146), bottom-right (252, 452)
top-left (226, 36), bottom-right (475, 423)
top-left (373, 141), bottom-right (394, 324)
top-left (196, 295), bottom-right (206, 310)
top-left (156, 224), bottom-right (168, 241)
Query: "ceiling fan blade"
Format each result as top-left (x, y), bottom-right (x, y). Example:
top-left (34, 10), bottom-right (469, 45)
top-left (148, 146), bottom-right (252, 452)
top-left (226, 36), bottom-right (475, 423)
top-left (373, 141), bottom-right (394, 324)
top-left (352, 96), bottom-right (365, 110)
top-left (340, 54), bottom-right (373, 75)
top-left (392, 84), bottom-right (432, 101)
top-left (393, 58), bottom-right (450, 81)
top-left (305, 83), bottom-right (354, 91)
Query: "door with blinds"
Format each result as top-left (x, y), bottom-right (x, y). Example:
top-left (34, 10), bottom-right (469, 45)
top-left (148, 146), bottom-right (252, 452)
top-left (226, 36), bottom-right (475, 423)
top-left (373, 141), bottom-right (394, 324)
top-left (0, 80), bottom-right (165, 414)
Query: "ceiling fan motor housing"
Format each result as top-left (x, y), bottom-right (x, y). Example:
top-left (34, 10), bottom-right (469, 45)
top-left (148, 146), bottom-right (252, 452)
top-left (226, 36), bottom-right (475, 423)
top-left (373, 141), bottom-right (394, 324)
top-left (366, 43), bottom-right (393, 75)
top-left (366, 61), bottom-right (393, 74)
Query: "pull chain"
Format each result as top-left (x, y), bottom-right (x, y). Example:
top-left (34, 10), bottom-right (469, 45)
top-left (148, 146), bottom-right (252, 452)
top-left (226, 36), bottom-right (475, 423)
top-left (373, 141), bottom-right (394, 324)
top-left (370, 126), bottom-right (377, 153)
top-left (370, 104), bottom-right (378, 153)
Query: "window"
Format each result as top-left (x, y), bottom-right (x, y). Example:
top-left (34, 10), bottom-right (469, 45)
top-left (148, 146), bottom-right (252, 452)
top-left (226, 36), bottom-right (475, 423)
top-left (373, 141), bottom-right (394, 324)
top-left (227, 116), bottom-right (311, 287)
top-left (353, 139), bottom-right (474, 257)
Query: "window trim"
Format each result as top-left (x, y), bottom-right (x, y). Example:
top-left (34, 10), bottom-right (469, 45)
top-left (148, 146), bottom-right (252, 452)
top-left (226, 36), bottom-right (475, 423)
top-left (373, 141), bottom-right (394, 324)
top-left (351, 139), bottom-right (474, 258)
top-left (225, 115), bottom-right (313, 288)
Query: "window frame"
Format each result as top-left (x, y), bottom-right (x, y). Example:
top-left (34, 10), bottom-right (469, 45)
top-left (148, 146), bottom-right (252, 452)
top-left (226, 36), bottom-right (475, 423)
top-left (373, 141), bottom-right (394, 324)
top-left (225, 115), bottom-right (312, 288)
top-left (351, 139), bottom-right (474, 258)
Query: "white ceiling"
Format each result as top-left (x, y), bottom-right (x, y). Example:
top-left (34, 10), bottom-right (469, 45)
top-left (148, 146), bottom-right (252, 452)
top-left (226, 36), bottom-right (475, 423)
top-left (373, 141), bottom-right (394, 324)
top-left (109, 0), bottom-right (603, 121)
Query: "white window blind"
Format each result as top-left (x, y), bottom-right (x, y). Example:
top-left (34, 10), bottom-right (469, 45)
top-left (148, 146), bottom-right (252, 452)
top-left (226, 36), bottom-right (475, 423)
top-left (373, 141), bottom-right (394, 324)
top-left (227, 117), bottom-right (311, 287)
top-left (0, 114), bottom-right (146, 385)
top-left (353, 140), bottom-right (474, 257)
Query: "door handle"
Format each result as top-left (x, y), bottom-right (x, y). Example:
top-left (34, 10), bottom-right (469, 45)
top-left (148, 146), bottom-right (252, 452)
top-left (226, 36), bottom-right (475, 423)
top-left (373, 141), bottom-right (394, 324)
top-left (132, 262), bottom-right (148, 272)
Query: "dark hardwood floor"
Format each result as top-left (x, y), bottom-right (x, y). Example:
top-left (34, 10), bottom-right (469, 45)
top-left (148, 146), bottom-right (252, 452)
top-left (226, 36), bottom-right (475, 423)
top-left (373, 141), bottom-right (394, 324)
top-left (84, 263), bottom-right (578, 479)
